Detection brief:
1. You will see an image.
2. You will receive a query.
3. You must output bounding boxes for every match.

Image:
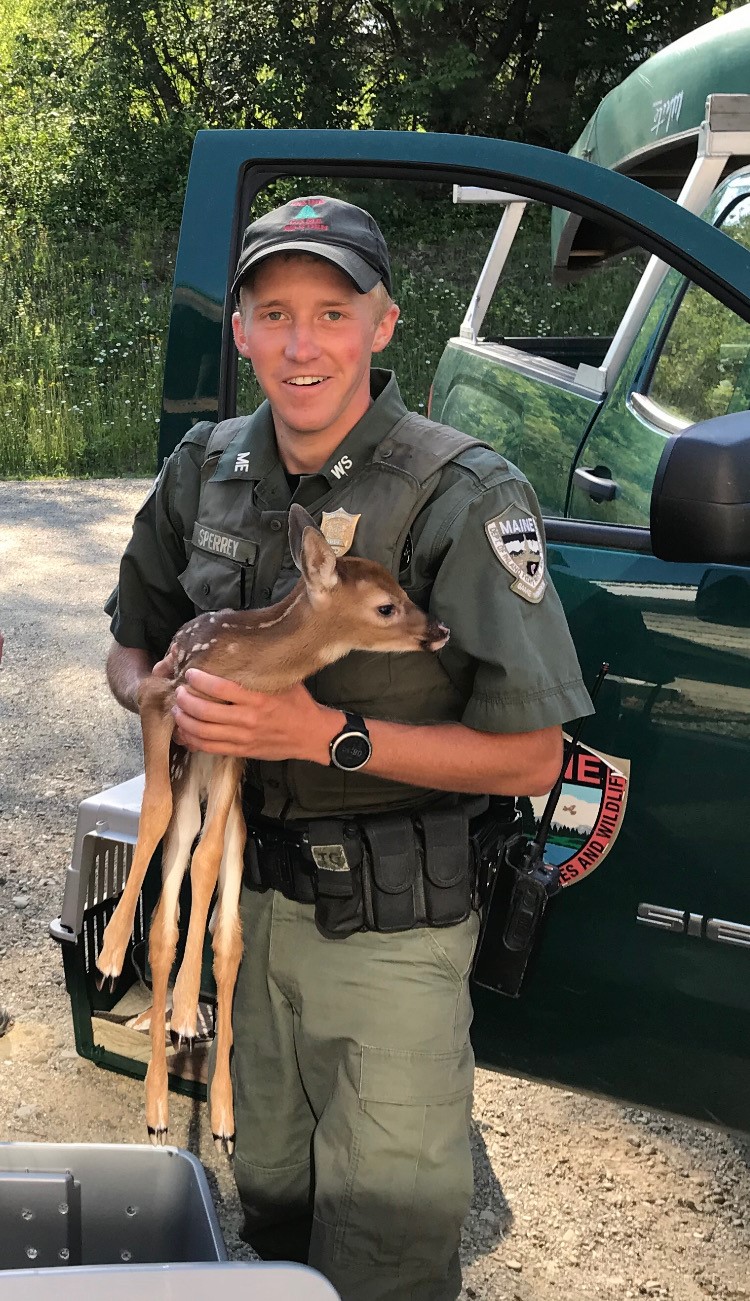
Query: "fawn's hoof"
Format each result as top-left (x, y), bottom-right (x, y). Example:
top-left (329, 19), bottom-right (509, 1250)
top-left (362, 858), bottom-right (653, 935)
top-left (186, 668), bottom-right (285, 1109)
top-left (147, 1124), bottom-right (169, 1147)
top-left (95, 973), bottom-right (118, 994)
top-left (170, 1028), bottom-right (195, 1053)
top-left (213, 1131), bottom-right (235, 1158)
top-left (95, 942), bottom-right (125, 987)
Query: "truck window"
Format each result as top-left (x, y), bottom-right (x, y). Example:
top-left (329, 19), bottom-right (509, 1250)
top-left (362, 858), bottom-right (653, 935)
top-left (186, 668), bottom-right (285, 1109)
top-left (646, 195), bottom-right (750, 423)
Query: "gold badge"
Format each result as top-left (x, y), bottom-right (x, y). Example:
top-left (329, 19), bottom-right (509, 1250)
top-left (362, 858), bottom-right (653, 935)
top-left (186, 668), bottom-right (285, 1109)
top-left (320, 508), bottom-right (361, 557)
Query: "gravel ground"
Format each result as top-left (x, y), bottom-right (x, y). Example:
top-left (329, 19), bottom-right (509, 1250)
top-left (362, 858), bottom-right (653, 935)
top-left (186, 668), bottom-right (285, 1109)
top-left (0, 478), bottom-right (749, 1301)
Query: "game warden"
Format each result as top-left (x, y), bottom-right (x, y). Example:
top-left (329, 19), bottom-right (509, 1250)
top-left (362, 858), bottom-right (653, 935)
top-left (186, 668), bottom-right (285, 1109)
top-left (105, 195), bottom-right (592, 1301)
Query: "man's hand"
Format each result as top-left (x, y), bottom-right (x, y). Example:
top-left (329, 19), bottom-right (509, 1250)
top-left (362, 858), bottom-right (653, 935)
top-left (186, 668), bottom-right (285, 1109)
top-left (172, 669), bottom-right (336, 762)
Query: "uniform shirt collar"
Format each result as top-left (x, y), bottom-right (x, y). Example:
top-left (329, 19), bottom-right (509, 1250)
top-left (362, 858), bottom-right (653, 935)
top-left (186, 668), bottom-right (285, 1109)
top-left (212, 369), bottom-right (407, 503)
top-left (314, 369), bottom-right (407, 488)
top-left (213, 402), bottom-right (278, 483)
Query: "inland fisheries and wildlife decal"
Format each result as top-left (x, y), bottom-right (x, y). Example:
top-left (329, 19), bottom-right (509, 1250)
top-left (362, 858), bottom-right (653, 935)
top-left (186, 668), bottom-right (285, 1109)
top-left (530, 740), bottom-right (630, 886)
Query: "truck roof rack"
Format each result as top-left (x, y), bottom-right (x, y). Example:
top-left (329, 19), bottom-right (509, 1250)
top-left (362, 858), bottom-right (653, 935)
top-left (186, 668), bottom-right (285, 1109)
top-left (553, 4), bottom-right (750, 276)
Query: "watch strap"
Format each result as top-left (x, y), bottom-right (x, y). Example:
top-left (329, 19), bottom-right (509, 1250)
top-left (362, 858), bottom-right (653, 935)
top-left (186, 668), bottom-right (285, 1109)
top-left (343, 710), bottom-right (368, 734)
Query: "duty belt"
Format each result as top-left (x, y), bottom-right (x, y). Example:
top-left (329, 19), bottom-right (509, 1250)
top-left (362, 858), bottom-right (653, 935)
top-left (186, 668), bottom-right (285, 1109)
top-left (241, 798), bottom-right (518, 938)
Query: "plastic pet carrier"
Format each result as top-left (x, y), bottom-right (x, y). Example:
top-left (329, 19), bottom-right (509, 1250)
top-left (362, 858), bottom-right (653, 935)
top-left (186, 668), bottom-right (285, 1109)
top-left (50, 776), bottom-right (215, 1094)
top-left (0, 1143), bottom-right (340, 1296)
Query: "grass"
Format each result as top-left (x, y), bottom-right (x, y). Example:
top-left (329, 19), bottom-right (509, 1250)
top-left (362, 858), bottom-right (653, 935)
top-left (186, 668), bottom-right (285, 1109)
top-left (0, 212), bottom-right (644, 478)
top-left (0, 221), bottom-right (174, 477)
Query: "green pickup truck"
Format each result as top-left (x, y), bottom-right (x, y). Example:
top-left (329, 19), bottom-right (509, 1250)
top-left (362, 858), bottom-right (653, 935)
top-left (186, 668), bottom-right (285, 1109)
top-left (56, 11), bottom-right (750, 1137)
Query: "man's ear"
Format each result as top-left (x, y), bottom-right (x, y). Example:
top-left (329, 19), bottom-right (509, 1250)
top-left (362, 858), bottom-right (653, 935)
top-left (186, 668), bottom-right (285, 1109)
top-left (288, 504), bottom-right (339, 597)
top-left (372, 302), bottom-right (400, 354)
top-left (232, 307), bottom-right (252, 359)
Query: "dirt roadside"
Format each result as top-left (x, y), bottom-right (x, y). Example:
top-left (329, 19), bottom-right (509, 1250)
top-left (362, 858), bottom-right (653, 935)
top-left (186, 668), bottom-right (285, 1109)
top-left (0, 479), bottom-right (748, 1301)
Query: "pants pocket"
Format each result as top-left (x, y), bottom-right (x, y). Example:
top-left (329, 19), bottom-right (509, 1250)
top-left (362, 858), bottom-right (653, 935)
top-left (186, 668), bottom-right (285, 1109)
top-left (312, 1041), bottom-right (475, 1272)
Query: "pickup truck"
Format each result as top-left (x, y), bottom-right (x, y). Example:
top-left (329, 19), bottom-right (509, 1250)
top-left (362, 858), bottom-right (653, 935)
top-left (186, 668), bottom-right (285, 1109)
top-left (55, 13), bottom-right (750, 1138)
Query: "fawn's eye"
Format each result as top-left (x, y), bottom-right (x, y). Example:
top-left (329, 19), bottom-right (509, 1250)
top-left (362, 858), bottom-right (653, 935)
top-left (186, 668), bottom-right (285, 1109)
top-left (377, 603), bottom-right (396, 618)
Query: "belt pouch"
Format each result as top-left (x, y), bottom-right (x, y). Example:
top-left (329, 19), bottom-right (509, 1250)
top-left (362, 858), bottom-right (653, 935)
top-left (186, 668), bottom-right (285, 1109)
top-left (363, 817), bottom-right (419, 932)
top-left (243, 834), bottom-right (268, 893)
top-left (307, 820), bottom-right (364, 939)
top-left (419, 809), bottom-right (472, 926)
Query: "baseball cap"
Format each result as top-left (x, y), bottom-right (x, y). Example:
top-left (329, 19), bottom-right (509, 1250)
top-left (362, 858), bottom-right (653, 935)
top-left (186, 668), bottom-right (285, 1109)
top-left (231, 195), bottom-right (392, 298)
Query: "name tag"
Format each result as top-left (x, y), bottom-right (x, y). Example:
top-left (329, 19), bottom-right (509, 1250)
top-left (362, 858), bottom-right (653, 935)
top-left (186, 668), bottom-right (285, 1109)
top-left (191, 524), bottom-right (258, 565)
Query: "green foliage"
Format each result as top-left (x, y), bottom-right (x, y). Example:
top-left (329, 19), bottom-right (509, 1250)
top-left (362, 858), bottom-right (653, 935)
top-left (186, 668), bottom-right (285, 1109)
top-left (0, 210), bottom-right (644, 477)
top-left (0, 220), bottom-right (173, 476)
top-left (1, 0), bottom-right (742, 229)
top-left (0, 0), bottom-right (745, 476)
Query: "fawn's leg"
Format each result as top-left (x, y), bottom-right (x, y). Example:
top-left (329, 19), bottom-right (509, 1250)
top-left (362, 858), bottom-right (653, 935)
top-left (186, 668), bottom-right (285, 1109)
top-left (171, 756), bottom-right (244, 1046)
top-left (144, 755), bottom-right (203, 1144)
top-left (97, 678), bottom-right (174, 985)
top-left (209, 790), bottom-right (247, 1155)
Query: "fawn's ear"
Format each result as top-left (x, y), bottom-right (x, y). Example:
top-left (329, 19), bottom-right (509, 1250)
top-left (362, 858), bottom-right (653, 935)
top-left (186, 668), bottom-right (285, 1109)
top-left (288, 504), bottom-right (318, 570)
top-left (289, 504), bottom-right (339, 596)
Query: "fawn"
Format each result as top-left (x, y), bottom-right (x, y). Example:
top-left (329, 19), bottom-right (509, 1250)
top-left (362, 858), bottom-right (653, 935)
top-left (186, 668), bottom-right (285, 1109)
top-left (96, 504), bottom-right (449, 1151)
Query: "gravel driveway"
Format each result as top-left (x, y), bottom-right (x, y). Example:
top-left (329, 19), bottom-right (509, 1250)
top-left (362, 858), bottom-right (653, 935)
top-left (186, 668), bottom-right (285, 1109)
top-left (0, 479), bottom-right (748, 1300)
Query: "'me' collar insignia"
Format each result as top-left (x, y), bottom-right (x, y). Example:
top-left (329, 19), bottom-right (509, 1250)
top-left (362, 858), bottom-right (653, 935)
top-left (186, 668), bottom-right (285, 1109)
top-left (485, 503), bottom-right (546, 603)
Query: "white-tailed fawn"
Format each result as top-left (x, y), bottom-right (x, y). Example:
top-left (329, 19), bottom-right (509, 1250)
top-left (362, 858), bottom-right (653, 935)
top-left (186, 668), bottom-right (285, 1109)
top-left (96, 504), bottom-right (450, 1152)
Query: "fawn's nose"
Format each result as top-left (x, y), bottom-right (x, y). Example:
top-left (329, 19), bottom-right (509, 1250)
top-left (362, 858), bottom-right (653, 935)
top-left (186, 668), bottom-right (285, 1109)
top-left (422, 620), bottom-right (450, 651)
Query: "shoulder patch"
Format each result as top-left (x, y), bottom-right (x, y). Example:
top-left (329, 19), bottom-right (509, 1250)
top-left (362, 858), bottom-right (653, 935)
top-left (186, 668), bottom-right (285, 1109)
top-left (485, 503), bottom-right (546, 604)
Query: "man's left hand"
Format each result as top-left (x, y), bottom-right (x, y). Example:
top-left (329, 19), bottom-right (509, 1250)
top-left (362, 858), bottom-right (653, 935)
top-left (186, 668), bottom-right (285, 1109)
top-left (172, 670), bottom-right (334, 762)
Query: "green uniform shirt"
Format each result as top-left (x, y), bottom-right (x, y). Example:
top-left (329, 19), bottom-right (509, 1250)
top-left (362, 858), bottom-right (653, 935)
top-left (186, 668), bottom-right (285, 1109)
top-left (106, 370), bottom-right (592, 813)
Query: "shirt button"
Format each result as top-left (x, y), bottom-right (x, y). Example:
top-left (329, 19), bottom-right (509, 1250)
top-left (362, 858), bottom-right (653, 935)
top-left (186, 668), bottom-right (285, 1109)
top-left (381, 448), bottom-right (393, 459)
top-left (270, 519), bottom-right (283, 531)
top-left (262, 586), bottom-right (272, 600)
top-left (202, 582), bottom-right (210, 596)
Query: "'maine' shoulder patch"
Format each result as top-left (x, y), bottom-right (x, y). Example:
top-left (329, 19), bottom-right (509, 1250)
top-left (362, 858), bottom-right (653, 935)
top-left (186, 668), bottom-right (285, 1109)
top-left (485, 503), bottom-right (546, 604)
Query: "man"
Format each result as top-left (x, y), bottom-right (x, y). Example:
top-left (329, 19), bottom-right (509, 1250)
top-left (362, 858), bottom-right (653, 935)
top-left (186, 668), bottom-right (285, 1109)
top-left (105, 195), bottom-right (592, 1301)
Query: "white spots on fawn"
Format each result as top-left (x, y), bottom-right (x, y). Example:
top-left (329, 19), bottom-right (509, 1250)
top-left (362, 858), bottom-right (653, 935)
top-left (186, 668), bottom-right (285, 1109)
top-left (257, 591), bottom-right (303, 630)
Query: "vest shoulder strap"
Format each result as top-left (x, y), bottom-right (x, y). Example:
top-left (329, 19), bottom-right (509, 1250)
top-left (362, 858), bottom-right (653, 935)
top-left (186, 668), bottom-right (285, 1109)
top-left (204, 416), bottom-right (252, 462)
top-left (375, 411), bottom-right (491, 485)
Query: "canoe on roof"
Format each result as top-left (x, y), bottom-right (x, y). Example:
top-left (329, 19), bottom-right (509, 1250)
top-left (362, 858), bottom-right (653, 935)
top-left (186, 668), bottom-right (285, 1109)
top-left (552, 4), bottom-right (750, 281)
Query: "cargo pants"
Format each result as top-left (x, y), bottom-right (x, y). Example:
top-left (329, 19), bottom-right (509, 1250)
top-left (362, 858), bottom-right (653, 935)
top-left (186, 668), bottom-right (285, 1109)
top-left (227, 886), bottom-right (479, 1301)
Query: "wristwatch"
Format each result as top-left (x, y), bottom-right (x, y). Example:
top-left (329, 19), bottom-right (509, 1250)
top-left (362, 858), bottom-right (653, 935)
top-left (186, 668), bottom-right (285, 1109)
top-left (329, 711), bottom-right (372, 771)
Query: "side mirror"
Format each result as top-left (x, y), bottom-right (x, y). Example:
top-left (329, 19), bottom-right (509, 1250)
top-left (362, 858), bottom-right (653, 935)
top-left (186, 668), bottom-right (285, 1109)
top-left (650, 412), bottom-right (750, 564)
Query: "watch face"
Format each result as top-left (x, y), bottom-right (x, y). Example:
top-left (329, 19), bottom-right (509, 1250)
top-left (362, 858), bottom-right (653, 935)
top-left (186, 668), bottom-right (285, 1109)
top-left (332, 732), bottom-right (372, 770)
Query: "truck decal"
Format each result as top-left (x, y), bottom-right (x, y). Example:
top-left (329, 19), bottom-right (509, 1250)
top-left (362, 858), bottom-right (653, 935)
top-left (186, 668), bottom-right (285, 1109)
top-left (530, 741), bottom-right (630, 886)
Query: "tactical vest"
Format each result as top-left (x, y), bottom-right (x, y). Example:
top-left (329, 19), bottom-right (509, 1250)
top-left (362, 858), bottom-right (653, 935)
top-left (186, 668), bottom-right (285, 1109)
top-left (178, 411), bottom-right (488, 819)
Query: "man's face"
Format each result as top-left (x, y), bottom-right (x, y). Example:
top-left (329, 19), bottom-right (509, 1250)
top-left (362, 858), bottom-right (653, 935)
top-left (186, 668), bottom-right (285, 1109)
top-left (232, 255), bottom-right (399, 445)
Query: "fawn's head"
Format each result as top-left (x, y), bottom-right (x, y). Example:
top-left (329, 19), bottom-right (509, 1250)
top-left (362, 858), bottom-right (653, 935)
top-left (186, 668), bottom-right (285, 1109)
top-left (289, 504), bottom-right (449, 655)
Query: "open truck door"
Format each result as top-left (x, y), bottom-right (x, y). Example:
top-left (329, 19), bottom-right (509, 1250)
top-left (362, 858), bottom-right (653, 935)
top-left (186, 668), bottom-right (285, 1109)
top-left (150, 128), bottom-right (750, 1131)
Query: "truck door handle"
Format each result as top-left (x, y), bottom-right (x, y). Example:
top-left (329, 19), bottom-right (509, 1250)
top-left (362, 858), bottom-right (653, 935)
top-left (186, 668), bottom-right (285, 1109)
top-left (573, 465), bottom-right (619, 502)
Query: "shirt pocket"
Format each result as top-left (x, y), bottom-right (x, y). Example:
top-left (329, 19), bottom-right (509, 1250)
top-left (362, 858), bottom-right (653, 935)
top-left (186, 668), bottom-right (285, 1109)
top-left (180, 534), bottom-right (258, 613)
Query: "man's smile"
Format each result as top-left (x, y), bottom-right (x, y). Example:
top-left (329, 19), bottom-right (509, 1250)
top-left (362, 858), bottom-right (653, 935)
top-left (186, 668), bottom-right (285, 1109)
top-left (284, 375), bottom-right (329, 386)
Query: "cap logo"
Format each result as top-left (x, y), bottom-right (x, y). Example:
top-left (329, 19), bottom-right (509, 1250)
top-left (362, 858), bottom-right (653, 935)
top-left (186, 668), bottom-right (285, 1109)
top-left (284, 197), bottom-right (329, 232)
